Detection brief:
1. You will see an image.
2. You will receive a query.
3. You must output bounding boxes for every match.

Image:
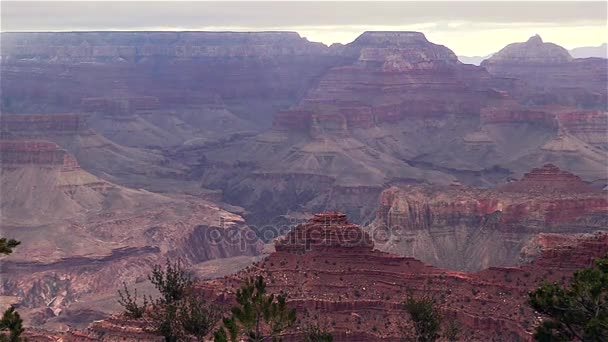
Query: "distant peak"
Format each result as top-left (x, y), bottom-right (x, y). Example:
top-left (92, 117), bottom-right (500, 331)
top-left (482, 34), bottom-right (572, 65)
top-left (527, 34), bottom-right (543, 44)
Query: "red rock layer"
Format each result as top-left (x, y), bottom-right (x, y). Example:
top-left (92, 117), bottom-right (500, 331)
top-left (272, 31), bottom-right (506, 133)
top-left (276, 212), bottom-right (374, 254)
top-left (371, 165), bottom-right (607, 271)
top-left (480, 106), bottom-right (557, 126)
top-left (0, 140), bottom-right (66, 166)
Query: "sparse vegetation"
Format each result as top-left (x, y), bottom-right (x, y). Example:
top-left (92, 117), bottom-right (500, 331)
top-left (528, 254), bottom-right (608, 341)
top-left (0, 238), bottom-right (20, 256)
top-left (118, 282), bottom-right (148, 319)
top-left (213, 275), bottom-right (296, 342)
top-left (0, 239), bottom-right (24, 342)
top-left (117, 259), bottom-right (221, 341)
top-left (400, 291), bottom-right (460, 342)
top-left (403, 293), bottom-right (442, 342)
top-left (0, 307), bottom-right (25, 342)
top-left (304, 323), bottom-right (334, 341)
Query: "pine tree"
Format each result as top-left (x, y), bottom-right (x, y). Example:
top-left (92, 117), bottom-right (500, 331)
top-left (403, 293), bottom-right (442, 342)
top-left (528, 254), bottom-right (608, 341)
top-left (214, 276), bottom-right (296, 342)
top-left (0, 304), bottom-right (25, 342)
top-left (0, 238), bottom-right (20, 256)
top-left (117, 259), bottom-right (221, 341)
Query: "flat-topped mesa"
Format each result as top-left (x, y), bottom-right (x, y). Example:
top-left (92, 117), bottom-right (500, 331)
top-left (482, 34), bottom-right (573, 67)
top-left (351, 31), bottom-right (430, 46)
top-left (348, 31), bottom-right (459, 70)
top-left (275, 211), bottom-right (374, 254)
top-left (501, 164), bottom-right (597, 193)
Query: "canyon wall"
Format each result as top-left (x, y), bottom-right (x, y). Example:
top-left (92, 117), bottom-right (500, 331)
top-left (369, 165), bottom-right (608, 271)
top-left (1, 31), bottom-right (347, 127)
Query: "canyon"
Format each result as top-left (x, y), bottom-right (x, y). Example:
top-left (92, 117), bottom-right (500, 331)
top-left (0, 30), bottom-right (606, 339)
top-left (0, 139), bottom-right (262, 330)
top-left (55, 212), bottom-right (608, 341)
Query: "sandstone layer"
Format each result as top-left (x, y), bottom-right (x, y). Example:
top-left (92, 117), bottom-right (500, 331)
top-left (369, 164), bottom-right (608, 271)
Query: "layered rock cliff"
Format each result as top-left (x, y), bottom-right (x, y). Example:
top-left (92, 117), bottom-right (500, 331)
top-left (369, 165), bottom-right (608, 271)
top-left (1, 31), bottom-right (346, 130)
top-left (0, 113), bottom-right (188, 189)
top-left (189, 32), bottom-right (606, 227)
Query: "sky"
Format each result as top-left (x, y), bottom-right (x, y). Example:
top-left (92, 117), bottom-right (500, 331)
top-left (1, 1), bottom-right (606, 56)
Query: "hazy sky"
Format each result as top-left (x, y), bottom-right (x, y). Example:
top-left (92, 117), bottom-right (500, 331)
top-left (2, 1), bottom-right (606, 56)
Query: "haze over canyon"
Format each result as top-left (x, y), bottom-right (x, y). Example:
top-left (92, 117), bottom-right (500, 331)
top-left (0, 20), bottom-right (606, 342)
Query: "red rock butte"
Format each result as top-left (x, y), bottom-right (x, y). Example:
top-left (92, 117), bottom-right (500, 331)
top-left (501, 163), bottom-right (597, 193)
top-left (276, 211), bottom-right (374, 254)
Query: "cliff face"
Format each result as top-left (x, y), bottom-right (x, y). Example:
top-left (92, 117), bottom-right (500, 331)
top-left (369, 165), bottom-right (608, 271)
top-left (188, 32), bottom-right (606, 227)
top-left (273, 31), bottom-right (499, 132)
top-left (1, 31), bottom-right (346, 130)
top-left (481, 35), bottom-right (607, 108)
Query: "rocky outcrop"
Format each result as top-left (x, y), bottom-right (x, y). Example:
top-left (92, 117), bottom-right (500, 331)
top-left (273, 31), bottom-right (501, 132)
top-left (187, 213), bottom-right (607, 341)
top-left (37, 214), bottom-right (608, 341)
top-left (369, 165), bottom-right (608, 271)
top-left (481, 35), bottom-right (607, 108)
top-left (0, 149), bottom-right (263, 329)
top-left (275, 212), bottom-right (373, 253)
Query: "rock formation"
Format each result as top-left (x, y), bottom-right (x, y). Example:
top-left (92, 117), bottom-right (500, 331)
top-left (71, 212), bottom-right (608, 341)
top-left (369, 165), bottom-right (608, 271)
top-left (481, 35), bottom-right (607, 108)
top-left (22, 226), bottom-right (608, 341)
top-left (187, 32), bottom-right (606, 226)
top-left (0, 143), bottom-right (263, 329)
